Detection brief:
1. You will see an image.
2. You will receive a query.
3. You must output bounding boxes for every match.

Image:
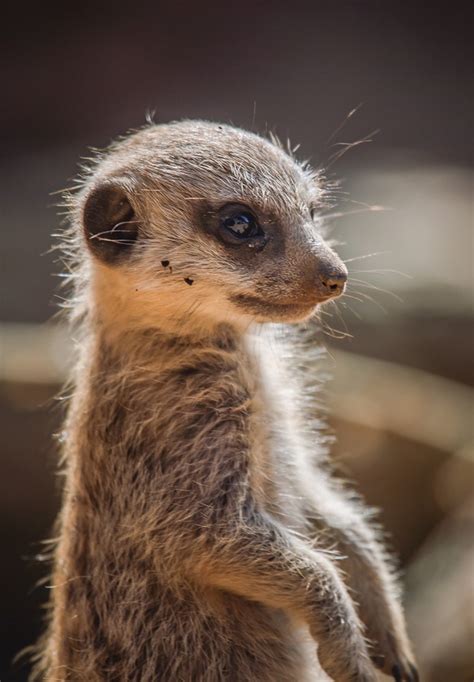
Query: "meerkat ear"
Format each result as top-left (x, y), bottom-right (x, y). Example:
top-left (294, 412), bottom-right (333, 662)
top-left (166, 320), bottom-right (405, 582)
top-left (83, 183), bottom-right (140, 264)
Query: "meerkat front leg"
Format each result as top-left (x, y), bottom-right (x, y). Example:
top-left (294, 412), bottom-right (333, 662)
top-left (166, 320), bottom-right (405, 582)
top-left (303, 480), bottom-right (419, 682)
top-left (185, 513), bottom-right (378, 682)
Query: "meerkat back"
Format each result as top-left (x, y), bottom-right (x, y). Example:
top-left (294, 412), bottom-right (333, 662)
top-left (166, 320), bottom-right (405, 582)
top-left (34, 121), bottom-right (417, 682)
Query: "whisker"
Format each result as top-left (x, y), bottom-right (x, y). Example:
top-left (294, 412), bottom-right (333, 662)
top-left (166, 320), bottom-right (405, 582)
top-left (338, 300), bottom-right (363, 320)
top-left (350, 268), bottom-right (412, 278)
top-left (327, 300), bottom-right (351, 336)
top-left (344, 251), bottom-right (390, 263)
top-left (252, 100), bottom-right (258, 130)
top-left (91, 238), bottom-right (137, 245)
top-left (341, 292), bottom-right (367, 305)
top-left (325, 102), bottom-right (364, 145)
top-left (322, 326), bottom-right (354, 340)
top-left (316, 309), bottom-right (354, 339)
top-left (349, 279), bottom-right (404, 303)
top-left (89, 223), bottom-right (139, 243)
top-left (111, 220), bottom-right (140, 231)
top-left (323, 205), bottom-right (389, 220)
top-left (347, 287), bottom-right (389, 314)
top-left (326, 129), bottom-right (380, 169)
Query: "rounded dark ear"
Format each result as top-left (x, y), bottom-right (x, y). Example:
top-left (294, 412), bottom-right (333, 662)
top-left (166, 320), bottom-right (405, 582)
top-left (83, 183), bottom-right (139, 264)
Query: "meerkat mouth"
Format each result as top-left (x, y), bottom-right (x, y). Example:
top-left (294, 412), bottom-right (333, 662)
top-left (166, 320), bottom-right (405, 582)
top-left (231, 293), bottom-right (321, 317)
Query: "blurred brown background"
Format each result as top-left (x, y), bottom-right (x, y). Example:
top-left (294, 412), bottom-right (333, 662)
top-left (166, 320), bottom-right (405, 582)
top-left (1, 2), bottom-right (472, 680)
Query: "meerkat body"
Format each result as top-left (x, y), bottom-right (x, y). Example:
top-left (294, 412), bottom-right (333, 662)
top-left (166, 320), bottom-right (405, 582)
top-left (36, 122), bottom-right (417, 681)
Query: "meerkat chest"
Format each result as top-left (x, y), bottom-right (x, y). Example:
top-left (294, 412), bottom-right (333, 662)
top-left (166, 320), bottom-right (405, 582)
top-left (145, 334), bottom-right (311, 530)
top-left (79, 332), bottom-right (310, 534)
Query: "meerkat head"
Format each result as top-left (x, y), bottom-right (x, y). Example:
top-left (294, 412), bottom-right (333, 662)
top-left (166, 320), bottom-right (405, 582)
top-left (76, 120), bottom-right (347, 333)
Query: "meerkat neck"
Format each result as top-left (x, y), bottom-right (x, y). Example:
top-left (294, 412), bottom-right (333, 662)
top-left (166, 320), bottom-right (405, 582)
top-left (80, 319), bottom-right (247, 371)
top-left (70, 315), bottom-right (257, 439)
top-left (65, 315), bottom-right (262, 493)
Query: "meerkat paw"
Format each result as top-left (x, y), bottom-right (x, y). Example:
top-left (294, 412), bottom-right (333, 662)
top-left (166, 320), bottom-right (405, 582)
top-left (316, 642), bottom-right (378, 682)
top-left (369, 630), bottom-right (419, 682)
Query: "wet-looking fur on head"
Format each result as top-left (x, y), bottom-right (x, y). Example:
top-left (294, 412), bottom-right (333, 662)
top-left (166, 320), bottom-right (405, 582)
top-left (67, 120), bottom-right (347, 335)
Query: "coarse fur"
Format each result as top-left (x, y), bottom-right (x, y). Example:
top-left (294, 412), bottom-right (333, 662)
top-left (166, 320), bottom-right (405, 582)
top-left (33, 121), bottom-right (418, 681)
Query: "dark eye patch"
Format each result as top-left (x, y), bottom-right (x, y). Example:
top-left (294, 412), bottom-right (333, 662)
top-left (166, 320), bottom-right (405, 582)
top-left (195, 199), bottom-right (283, 265)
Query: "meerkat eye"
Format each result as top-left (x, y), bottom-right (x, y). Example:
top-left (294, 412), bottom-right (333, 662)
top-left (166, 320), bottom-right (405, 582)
top-left (222, 211), bottom-right (259, 238)
top-left (218, 204), bottom-right (262, 242)
top-left (309, 206), bottom-right (317, 220)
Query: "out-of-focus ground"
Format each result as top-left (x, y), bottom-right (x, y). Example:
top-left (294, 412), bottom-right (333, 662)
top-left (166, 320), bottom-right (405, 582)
top-left (1, 2), bottom-right (472, 680)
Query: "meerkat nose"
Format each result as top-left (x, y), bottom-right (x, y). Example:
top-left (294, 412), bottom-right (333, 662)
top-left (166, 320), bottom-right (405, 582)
top-left (317, 262), bottom-right (348, 298)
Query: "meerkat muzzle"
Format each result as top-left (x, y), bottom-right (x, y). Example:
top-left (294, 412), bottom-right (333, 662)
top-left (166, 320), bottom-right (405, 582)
top-left (317, 266), bottom-right (347, 299)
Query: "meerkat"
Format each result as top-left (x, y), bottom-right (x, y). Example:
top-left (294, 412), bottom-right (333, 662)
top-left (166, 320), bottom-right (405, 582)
top-left (33, 121), bottom-right (418, 682)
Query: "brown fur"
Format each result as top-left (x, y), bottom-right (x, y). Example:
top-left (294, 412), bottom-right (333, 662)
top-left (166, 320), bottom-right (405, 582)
top-left (34, 121), bottom-right (417, 681)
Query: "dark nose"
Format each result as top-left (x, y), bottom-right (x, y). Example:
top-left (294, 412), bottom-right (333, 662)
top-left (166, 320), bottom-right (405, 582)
top-left (318, 263), bottom-right (348, 298)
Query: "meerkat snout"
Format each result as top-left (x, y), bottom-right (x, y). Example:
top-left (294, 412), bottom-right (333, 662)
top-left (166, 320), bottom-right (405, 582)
top-left (315, 250), bottom-right (348, 300)
top-left (318, 268), bottom-right (347, 297)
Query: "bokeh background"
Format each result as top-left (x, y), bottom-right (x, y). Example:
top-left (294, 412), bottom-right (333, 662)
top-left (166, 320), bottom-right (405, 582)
top-left (1, 2), bottom-right (472, 680)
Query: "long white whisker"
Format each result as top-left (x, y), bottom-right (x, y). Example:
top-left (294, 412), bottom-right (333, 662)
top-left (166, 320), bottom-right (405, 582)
top-left (323, 205), bottom-right (390, 220)
top-left (326, 129), bottom-right (380, 169)
top-left (347, 287), bottom-right (389, 314)
top-left (325, 102), bottom-right (364, 145)
top-left (338, 300), bottom-right (363, 320)
top-left (344, 251), bottom-right (390, 264)
top-left (351, 268), bottom-right (412, 278)
top-left (349, 279), bottom-right (404, 303)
